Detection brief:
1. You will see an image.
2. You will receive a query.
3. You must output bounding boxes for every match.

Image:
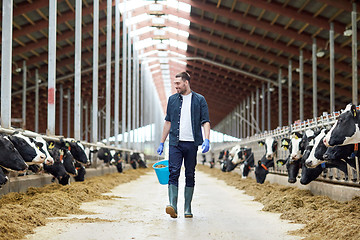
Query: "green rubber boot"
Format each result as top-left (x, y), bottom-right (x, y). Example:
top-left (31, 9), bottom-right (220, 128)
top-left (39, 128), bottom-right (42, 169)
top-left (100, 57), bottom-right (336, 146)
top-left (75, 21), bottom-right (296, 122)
top-left (184, 186), bottom-right (194, 218)
top-left (166, 184), bottom-right (178, 218)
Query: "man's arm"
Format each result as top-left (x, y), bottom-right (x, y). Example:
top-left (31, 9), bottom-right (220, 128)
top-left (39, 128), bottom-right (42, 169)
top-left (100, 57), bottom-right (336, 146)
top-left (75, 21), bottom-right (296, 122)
top-left (202, 122), bottom-right (210, 140)
top-left (160, 121), bottom-right (171, 143)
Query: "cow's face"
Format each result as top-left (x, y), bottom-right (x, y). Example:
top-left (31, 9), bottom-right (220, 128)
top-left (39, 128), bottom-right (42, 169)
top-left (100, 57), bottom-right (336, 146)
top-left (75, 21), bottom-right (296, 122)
top-left (8, 134), bottom-right (46, 164)
top-left (35, 137), bottom-right (54, 165)
top-left (305, 129), bottom-right (327, 168)
top-left (286, 158), bottom-right (301, 183)
top-left (264, 137), bottom-right (277, 160)
top-left (0, 136), bottom-right (28, 171)
top-left (0, 167), bottom-right (8, 186)
top-left (324, 104), bottom-right (360, 147)
top-left (290, 136), bottom-right (302, 161)
top-left (323, 144), bottom-right (354, 162)
top-left (62, 150), bottom-right (78, 176)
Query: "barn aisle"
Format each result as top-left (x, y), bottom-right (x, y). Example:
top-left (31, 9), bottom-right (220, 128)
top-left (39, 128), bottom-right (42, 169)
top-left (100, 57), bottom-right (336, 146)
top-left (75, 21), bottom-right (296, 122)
top-left (25, 169), bottom-right (303, 240)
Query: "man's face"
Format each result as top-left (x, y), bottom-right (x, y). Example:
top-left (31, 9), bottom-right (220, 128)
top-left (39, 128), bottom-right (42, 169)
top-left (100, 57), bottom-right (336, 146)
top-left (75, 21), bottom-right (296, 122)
top-left (174, 78), bottom-right (187, 94)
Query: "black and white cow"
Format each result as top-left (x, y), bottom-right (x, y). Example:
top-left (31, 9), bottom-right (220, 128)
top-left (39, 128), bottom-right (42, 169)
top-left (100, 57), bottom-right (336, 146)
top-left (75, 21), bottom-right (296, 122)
top-left (97, 148), bottom-right (112, 164)
top-left (255, 137), bottom-right (277, 184)
top-left (129, 152), bottom-right (147, 169)
top-left (35, 136), bottom-right (54, 165)
top-left (218, 149), bottom-right (230, 172)
top-left (0, 134), bottom-right (28, 171)
top-left (237, 148), bottom-right (254, 177)
top-left (62, 138), bottom-right (89, 165)
top-left (7, 132), bottom-right (46, 165)
top-left (278, 130), bottom-right (314, 183)
top-left (112, 150), bottom-right (123, 173)
top-left (324, 104), bottom-right (360, 147)
top-left (225, 145), bottom-right (241, 172)
top-left (301, 129), bottom-right (349, 183)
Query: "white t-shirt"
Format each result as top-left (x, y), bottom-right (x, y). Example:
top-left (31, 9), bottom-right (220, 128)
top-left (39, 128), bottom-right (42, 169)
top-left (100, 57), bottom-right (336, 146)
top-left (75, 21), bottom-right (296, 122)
top-left (179, 93), bottom-right (194, 141)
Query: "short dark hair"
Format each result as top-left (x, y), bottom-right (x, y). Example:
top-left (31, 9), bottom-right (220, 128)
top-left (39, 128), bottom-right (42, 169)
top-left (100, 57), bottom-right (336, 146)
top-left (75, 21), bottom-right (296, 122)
top-left (175, 72), bottom-right (191, 83)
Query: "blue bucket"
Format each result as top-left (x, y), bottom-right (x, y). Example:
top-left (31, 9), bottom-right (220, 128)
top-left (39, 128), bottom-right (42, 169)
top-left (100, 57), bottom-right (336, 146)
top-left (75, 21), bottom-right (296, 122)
top-left (153, 160), bottom-right (169, 185)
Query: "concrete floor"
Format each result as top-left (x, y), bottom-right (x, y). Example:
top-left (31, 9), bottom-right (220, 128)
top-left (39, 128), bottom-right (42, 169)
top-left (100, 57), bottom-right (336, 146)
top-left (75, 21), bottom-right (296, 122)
top-left (25, 169), bottom-right (304, 240)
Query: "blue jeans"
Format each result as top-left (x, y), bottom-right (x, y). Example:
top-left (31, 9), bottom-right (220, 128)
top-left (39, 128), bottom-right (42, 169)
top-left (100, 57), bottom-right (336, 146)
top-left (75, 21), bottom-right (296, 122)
top-left (169, 141), bottom-right (198, 187)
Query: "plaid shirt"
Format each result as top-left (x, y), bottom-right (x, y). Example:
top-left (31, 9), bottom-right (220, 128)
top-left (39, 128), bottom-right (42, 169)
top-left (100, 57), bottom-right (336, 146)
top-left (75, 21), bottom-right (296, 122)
top-left (165, 91), bottom-right (210, 146)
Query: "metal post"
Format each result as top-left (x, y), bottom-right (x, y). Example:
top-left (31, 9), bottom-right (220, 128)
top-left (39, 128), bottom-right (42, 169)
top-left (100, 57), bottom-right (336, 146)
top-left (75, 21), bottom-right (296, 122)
top-left (278, 69), bottom-right (282, 127)
top-left (246, 97), bottom-right (250, 137)
top-left (74, 0), bottom-right (82, 140)
top-left (105, 0), bottom-right (112, 145)
top-left (136, 40), bottom-right (140, 145)
top-left (92, 0), bottom-right (99, 143)
top-left (114, 0), bottom-right (120, 147)
top-left (299, 50), bottom-right (304, 121)
top-left (67, 88), bottom-right (71, 138)
top-left (22, 61), bottom-right (27, 129)
top-left (256, 88), bottom-right (259, 133)
top-left (85, 101), bottom-right (89, 142)
top-left (329, 22), bottom-right (335, 113)
top-left (312, 38), bottom-right (318, 119)
top-left (261, 84), bottom-right (265, 132)
top-left (59, 84), bottom-right (63, 135)
top-left (251, 92), bottom-right (254, 136)
top-left (127, 11), bottom-right (132, 148)
top-left (47, 0), bottom-right (57, 135)
top-left (288, 60), bottom-right (292, 126)
top-left (122, 0), bottom-right (127, 148)
top-left (352, 3), bottom-right (358, 105)
top-left (80, 100), bottom-right (83, 140)
top-left (267, 82), bottom-right (271, 131)
top-left (35, 69), bottom-right (39, 132)
top-left (1, 0), bottom-right (13, 128)
top-left (239, 102), bottom-right (243, 138)
top-left (132, 25), bottom-right (136, 145)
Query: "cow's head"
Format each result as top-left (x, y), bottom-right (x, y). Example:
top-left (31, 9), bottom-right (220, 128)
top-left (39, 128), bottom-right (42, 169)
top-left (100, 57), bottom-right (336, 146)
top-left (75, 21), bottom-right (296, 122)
top-left (260, 137), bottom-right (277, 160)
top-left (255, 160), bottom-right (269, 184)
top-left (324, 104), bottom-right (360, 147)
top-left (323, 144), bottom-right (355, 163)
top-left (305, 129), bottom-right (328, 168)
top-left (7, 133), bottom-right (46, 164)
top-left (300, 145), bottom-right (324, 185)
top-left (64, 139), bottom-right (89, 164)
top-left (98, 148), bottom-right (113, 163)
top-left (0, 136), bottom-right (28, 171)
top-left (35, 137), bottom-right (54, 165)
top-left (289, 132), bottom-right (303, 161)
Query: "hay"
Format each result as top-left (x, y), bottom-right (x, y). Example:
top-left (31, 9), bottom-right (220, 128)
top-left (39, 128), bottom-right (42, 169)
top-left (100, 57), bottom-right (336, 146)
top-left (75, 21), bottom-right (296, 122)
top-left (0, 168), bottom-right (150, 240)
top-left (197, 165), bottom-right (360, 240)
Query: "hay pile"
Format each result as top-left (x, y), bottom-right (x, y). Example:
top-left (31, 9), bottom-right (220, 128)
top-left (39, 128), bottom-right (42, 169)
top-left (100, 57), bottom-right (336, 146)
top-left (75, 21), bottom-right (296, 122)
top-left (197, 165), bottom-right (360, 240)
top-left (0, 168), bottom-right (150, 239)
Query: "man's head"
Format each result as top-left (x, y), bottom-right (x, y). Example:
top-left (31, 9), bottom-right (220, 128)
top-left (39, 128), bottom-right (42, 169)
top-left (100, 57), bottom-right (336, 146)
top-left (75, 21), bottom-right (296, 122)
top-left (174, 72), bottom-right (191, 95)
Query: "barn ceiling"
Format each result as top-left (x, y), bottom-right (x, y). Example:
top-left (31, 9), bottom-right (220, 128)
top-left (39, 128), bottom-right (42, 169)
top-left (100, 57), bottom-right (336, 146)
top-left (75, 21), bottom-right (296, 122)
top-left (0, 0), bottom-right (358, 136)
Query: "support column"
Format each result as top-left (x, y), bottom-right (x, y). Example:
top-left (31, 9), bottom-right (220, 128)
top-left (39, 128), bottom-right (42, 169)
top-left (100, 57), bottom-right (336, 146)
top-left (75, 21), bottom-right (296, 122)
top-left (288, 60), bottom-right (292, 126)
top-left (261, 84), bottom-right (265, 132)
top-left (312, 38), bottom-right (318, 119)
top-left (299, 50), bottom-right (304, 121)
top-left (105, 0), bottom-right (112, 145)
top-left (22, 61), bottom-right (27, 129)
top-left (35, 69), bottom-right (39, 132)
top-left (267, 82), bottom-right (271, 131)
top-left (278, 69), bottom-right (282, 127)
top-left (127, 11), bottom-right (132, 148)
top-left (1, 0), bottom-right (13, 128)
top-left (329, 22), bottom-right (335, 113)
top-left (256, 88), bottom-right (259, 133)
top-left (47, 0), bottom-right (57, 135)
top-left (59, 84), bottom-right (63, 135)
top-left (352, 3), bottom-right (358, 105)
top-left (122, 0), bottom-right (127, 148)
top-left (92, 0), bottom-right (99, 143)
top-left (74, 0), bottom-right (82, 140)
top-left (114, 0), bottom-right (120, 147)
top-left (251, 92), bottom-right (254, 136)
top-left (67, 89), bottom-right (71, 138)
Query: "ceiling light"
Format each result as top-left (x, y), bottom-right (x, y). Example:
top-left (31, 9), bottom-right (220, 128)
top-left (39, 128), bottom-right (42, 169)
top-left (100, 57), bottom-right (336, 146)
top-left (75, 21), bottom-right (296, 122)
top-left (269, 87), bottom-right (274, 92)
top-left (316, 50), bottom-right (325, 58)
top-left (15, 67), bottom-right (22, 73)
top-left (343, 28), bottom-right (352, 37)
top-left (281, 78), bottom-right (286, 84)
top-left (295, 68), bottom-right (300, 73)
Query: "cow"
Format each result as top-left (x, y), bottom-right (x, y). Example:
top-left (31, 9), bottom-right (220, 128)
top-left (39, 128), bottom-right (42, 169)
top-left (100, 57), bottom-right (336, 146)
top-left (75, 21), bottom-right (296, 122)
top-left (209, 152), bottom-right (215, 169)
top-left (43, 159), bottom-right (70, 185)
top-left (62, 139), bottom-right (89, 165)
top-left (255, 137), bottom-right (277, 184)
top-left (130, 152), bottom-right (147, 168)
top-left (301, 129), bottom-right (349, 183)
top-left (237, 148), bottom-right (254, 177)
top-left (278, 130), bottom-right (315, 183)
top-left (324, 104), bottom-right (360, 147)
top-left (74, 162), bottom-right (86, 181)
top-left (225, 145), bottom-right (241, 172)
top-left (7, 132), bottom-right (46, 165)
top-left (97, 147), bottom-right (112, 164)
top-left (112, 150), bottom-right (123, 173)
top-left (0, 167), bottom-right (9, 187)
top-left (0, 134), bottom-right (28, 171)
top-left (218, 149), bottom-right (230, 172)
top-left (35, 136), bottom-right (54, 165)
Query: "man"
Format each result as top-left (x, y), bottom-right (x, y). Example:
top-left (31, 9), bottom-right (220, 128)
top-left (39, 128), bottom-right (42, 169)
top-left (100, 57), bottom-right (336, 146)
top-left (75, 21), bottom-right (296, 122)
top-left (157, 72), bottom-right (210, 219)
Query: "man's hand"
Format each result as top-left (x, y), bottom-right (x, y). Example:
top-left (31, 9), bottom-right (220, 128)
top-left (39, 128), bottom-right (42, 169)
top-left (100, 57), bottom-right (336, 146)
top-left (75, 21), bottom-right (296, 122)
top-left (201, 139), bottom-right (210, 153)
top-left (157, 143), bottom-right (164, 155)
